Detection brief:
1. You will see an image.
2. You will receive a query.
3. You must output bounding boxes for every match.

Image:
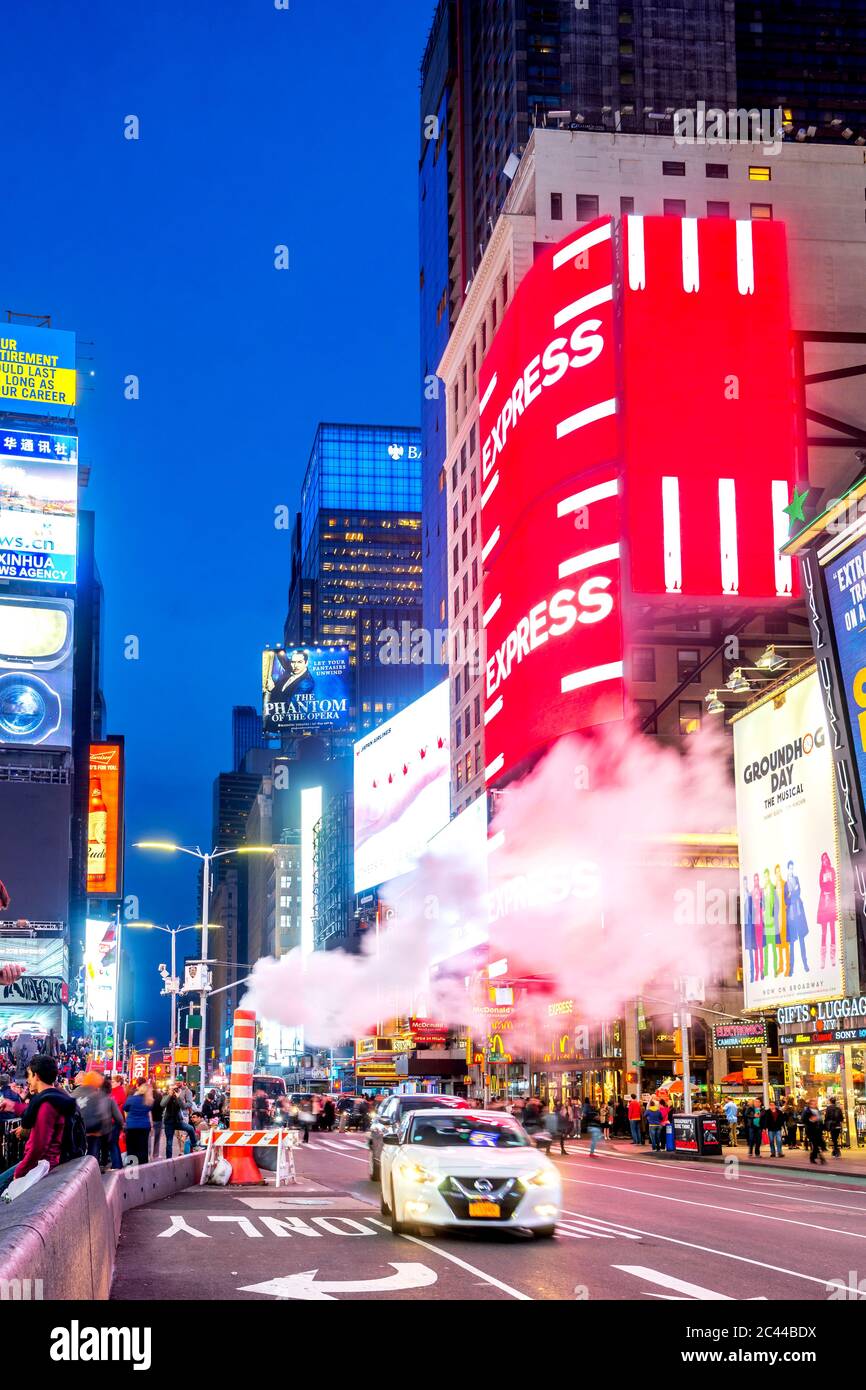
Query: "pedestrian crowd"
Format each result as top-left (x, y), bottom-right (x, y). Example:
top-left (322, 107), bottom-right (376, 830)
top-left (727, 1095), bottom-right (846, 1163)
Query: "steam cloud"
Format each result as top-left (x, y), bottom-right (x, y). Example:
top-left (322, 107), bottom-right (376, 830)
top-left (244, 724), bottom-right (737, 1049)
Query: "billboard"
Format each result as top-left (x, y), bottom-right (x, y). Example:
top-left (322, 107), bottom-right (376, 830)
top-left (84, 919), bottom-right (118, 1025)
top-left (87, 742), bottom-right (124, 897)
top-left (0, 596), bottom-right (74, 749)
top-left (0, 324), bottom-right (76, 413)
top-left (479, 218), bottom-right (625, 785)
top-left (621, 216), bottom-right (797, 600)
top-left (712, 1020), bottom-right (768, 1050)
top-left (0, 782), bottom-right (71, 925)
top-left (733, 668), bottom-right (844, 1009)
top-left (0, 428), bottom-right (78, 584)
top-left (823, 534), bottom-right (866, 822)
top-left (0, 1005), bottom-right (67, 1039)
top-left (353, 681), bottom-right (451, 892)
top-left (262, 645), bottom-right (352, 734)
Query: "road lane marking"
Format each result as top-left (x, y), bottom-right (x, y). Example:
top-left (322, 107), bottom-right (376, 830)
top-left (556, 1153), bottom-right (866, 1213)
top-left (559, 1174), bottom-right (866, 1241)
top-left (613, 1265), bottom-right (766, 1301)
top-left (559, 1208), bottom-right (847, 1290)
top-left (238, 1262), bottom-right (437, 1301)
top-left (558, 1217), bottom-right (641, 1240)
top-left (368, 1219), bottom-right (532, 1300)
top-left (235, 1197), bottom-right (375, 1211)
top-left (315, 1139), bottom-right (369, 1163)
top-left (561, 1147), bottom-right (866, 1198)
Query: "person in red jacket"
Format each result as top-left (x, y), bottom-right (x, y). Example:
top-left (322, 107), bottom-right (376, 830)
top-left (627, 1094), bottom-right (645, 1145)
top-left (0, 1055), bottom-right (76, 1198)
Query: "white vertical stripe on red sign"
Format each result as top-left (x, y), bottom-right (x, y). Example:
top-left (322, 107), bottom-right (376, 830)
top-left (481, 526), bottom-right (500, 563)
top-left (484, 753), bottom-right (505, 781)
top-left (484, 697), bottom-right (503, 724)
top-left (661, 476), bottom-right (683, 594)
top-left (483, 594), bottom-right (502, 626)
top-left (478, 373), bottom-right (498, 416)
top-left (553, 283), bottom-right (613, 329)
top-left (718, 478), bottom-right (739, 595)
top-left (771, 480), bottom-right (794, 597)
top-left (627, 215), bottom-right (646, 290)
top-left (551, 220), bottom-right (612, 270)
top-left (681, 218), bottom-right (700, 293)
top-left (481, 471), bottom-right (499, 508)
top-left (735, 220), bottom-right (755, 296)
top-left (558, 542), bottom-right (621, 581)
top-left (560, 660), bottom-right (625, 695)
top-left (556, 397), bottom-right (617, 440)
top-left (556, 478), bottom-right (619, 517)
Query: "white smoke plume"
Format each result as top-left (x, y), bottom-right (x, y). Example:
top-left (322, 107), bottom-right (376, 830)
top-left (244, 724), bottom-right (737, 1048)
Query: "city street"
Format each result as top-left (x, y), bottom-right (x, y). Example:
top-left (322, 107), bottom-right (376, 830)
top-left (110, 1136), bottom-right (866, 1302)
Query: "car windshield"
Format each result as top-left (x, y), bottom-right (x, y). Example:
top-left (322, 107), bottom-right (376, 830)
top-left (398, 1096), bottom-right (462, 1114)
top-left (408, 1115), bottom-right (529, 1148)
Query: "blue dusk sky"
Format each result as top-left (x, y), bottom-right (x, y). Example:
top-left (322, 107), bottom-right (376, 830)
top-left (3, 0), bottom-right (433, 1045)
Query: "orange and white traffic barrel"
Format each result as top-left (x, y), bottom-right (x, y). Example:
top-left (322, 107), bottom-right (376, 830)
top-left (225, 1009), bottom-right (262, 1183)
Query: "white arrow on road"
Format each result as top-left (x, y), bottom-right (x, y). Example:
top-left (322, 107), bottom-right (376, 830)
top-left (238, 1262), bottom-right (438, 1301)
top-left (613, 1265), bottom-right (767, 1301)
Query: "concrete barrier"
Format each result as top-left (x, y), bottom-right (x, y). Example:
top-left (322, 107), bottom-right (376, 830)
top-left (0, 1151), bottom-right (205, 1301)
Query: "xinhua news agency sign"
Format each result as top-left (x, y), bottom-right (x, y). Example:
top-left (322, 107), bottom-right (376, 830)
top-left (479, 215), bottom-right (798, 786)
top-left (712, 1020), bottom-right (768, 1050)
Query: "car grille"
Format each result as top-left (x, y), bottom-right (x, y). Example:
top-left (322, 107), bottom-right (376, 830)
top-left (440, 1175), bottom-right (523, 1220)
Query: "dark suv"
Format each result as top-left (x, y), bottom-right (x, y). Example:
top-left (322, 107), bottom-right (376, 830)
top-left (368, 1093), bottom-right (469, 1181)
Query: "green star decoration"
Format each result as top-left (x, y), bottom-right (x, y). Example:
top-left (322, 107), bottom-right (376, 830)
top-left (784, 485), bottom-right (810, 528)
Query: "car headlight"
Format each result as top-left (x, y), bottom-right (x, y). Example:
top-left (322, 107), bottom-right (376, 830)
top-left (524, 1165), bottom-right (559, 1189)
top-left (396, 1161), bottom-right (438, 1184)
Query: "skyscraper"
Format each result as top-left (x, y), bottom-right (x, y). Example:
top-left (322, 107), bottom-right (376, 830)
top-left (285, 421), bottom-right (425, 733)
top-left (232, 704), bottom-right (269, 772)
top-left (419, 0), bottom-right (735, 682)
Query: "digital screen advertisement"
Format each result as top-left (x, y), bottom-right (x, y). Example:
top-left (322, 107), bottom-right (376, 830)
top-left (0, 1005), bottom-right (67, 1039)
top-left (262, 645), bottom-right (352, 734)
top-left (712, 1020), bottom-right (768, 1050)
top-left (84, 918), bottom-right (118, 1025)
top-left (87, 742), bottom-right (124, 897)
top-left (621, 216), bottom-right (797, 601)
top-left (733, 667), bottom-right (844, 1010)
top-left (0, 428), bottom-right (78, 584)
top-left (353, 680), bottom-right (451, 892)
top-left (479, 218), bottom-right (625, 786)
top-left (0, 595), bottom-right (74, 749)
top-left (823, 534), bottom-right (866, 819)
top-left (0, 324), bottom-right (76, 413)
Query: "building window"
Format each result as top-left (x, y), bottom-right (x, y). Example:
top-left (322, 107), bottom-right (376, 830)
top-left (461, 531), bottom-right (468, 560)
top-left (462, 573), bottom-right (469, 606)
top-left (679, 701), bottom-right (702, 736)
top-left (706, 163), bottom-right (728, 179)
top-left (470, 514), bottom-right (477, 544)
top-left (455, 673), bottom-right (462, 703)
top-left (452, 502), bottom-right (458, 530)
top-left (707, 200), bottom-right (729, 218)
top-left (465, 704), bottom-right (471, 735)
top-left (465, 750), bottom-right (473, 782)
top-left (551, 191), bottom-right (563, 220)
top-left (677, 648), bottom-right (701, 684)
top-left (461, 485), bottom-right (468, 516)
top-left (452, 545), bottom-right (459, 575)
top-left (662, 160), bottom-right (686, 176)
top-left (631, 646), bottom-right (656, 683)
top-left (664, 198), bottom-right (686, 217)
top-left (472, 558), bottom-right (478, 588)
top-left (635, 699), bottom-right (657, 734)
top-left (620, 195), bottom-right (634, 215)
top-left (453, 586), bottom-right (459, 617)
top-left (451, 462), bottom-right (457, 490)
top-left (749, 166), bottom-right (771, 181)
top-left (576, 193), bottom-right (599, 222)
top-left (456, 716), bottom-right (462, 746)
top-left (475, 740), bottom-right (481, 771)
top-left (461, 442), bottom-right (467, 473)
top-left (456, 761), bottom-right (463, 790)
top-left (481, 321), bottom-right (487, 351)
top-left (470, 469), bottom-right (477, 500)
top-left (475, 694), bottom-right (481, 726)
top-left (751, 203), bottom-right (773, 219)
top-left (469, 423), bottom-right (476, 454)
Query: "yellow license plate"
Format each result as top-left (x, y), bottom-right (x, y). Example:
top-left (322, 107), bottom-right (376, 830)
top-left (468, 1200), bottom-right (501, 1218)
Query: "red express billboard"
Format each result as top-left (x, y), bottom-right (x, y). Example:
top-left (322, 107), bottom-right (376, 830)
top-left (621, 215), bottom-right (797, 601)
top-left (479, 214), bottom-right (799, 786)
top-left (479, 217), bottom-right (625, 784)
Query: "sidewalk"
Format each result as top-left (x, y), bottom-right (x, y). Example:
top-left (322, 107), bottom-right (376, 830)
top-left (588, 1134), bottom-right (866, 1180)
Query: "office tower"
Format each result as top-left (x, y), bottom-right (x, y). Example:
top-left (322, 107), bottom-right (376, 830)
top-left (284, 421), bottom-right (425, 734)
top-left (232, 704), bottom-right (269, 772)
top-left (735, 1), bottom-right (866, 145)
top-left (418, 1), bottom-right (736, 646)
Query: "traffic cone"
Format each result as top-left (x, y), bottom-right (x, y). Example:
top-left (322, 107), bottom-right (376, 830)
top-left (225, 1147), bottom-right (264, 1184)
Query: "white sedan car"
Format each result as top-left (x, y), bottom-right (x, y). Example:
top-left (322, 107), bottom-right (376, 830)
top-left (379, 1108), bottom-right (561, 1238)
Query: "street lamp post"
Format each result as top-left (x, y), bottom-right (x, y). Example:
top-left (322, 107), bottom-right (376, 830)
top-left (134, 842), bottom-right (271, 1103)
top-left (127, 922), bottom-right (209, 1084)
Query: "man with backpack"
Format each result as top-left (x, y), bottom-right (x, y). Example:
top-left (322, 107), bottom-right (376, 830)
top-left (0, 1055), bottom-right (81, 1197)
